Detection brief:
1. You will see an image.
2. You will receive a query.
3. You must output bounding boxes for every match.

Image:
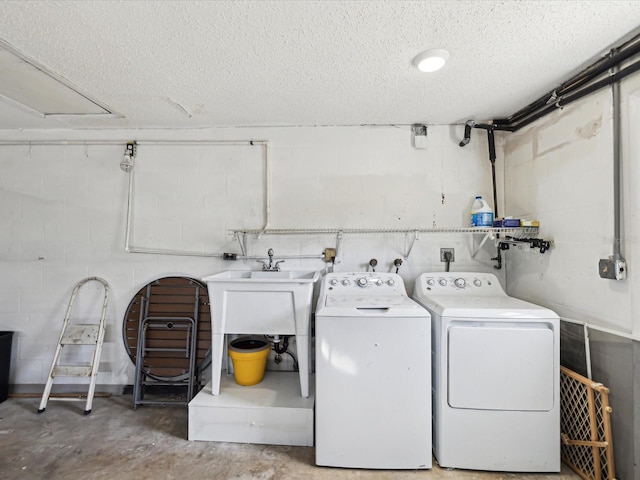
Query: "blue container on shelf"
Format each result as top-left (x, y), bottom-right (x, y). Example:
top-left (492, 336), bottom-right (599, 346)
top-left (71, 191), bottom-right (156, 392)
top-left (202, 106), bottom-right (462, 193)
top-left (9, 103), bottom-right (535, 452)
top-left (493, 218), bottom-right (521, 228)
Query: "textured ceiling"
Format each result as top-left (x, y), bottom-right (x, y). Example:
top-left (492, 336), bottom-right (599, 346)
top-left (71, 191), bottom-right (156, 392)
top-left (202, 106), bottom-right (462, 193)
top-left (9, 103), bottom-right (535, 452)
top-left (0, 0), bottom-right (639, 129)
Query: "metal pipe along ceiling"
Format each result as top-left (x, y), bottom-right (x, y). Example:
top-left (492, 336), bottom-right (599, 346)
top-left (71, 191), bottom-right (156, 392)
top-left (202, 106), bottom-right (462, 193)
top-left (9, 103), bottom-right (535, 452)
top-left (493, 32), bottom-right (640, 132)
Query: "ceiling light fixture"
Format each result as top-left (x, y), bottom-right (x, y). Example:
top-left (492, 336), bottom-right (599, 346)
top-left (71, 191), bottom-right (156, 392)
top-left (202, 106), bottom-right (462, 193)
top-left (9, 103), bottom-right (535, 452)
top-left (413, 48), bottom-right (450, 73)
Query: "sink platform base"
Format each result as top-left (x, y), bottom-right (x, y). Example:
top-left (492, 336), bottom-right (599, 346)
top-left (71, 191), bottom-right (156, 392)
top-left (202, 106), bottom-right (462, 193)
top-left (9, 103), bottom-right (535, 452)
top-left (188, 372), bottom-right (314, 446)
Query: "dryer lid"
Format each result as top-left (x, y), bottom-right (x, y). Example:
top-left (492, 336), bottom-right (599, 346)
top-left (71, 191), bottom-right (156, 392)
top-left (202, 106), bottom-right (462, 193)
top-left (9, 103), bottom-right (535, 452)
top-left (414, 294), bottom-right (557, 318)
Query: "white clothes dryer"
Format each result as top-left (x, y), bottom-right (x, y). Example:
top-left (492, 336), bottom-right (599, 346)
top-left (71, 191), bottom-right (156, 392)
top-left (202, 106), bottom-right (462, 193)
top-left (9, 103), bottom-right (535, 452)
top-left (315, 272), bottom-right (431, 469)
top-left (413, 272), bottom-right (560, 473)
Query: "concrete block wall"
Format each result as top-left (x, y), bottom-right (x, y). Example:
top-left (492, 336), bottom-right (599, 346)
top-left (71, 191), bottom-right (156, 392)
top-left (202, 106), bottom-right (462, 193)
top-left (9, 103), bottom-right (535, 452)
top-left (0, 125), bottom-right (501, 389)
top-left (501, 88), bottom-right (627, 329)
top-left (502, 73), bottom-right (640, 479)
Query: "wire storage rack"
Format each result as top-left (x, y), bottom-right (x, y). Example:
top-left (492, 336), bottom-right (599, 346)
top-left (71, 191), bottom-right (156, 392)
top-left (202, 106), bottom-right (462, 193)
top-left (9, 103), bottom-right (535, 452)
top-left (228, 226), bottom-right (541, 262)
top-left (560, 366), bottom-right (616, 480)
top-left (229, 226), bottom-right (539, 237)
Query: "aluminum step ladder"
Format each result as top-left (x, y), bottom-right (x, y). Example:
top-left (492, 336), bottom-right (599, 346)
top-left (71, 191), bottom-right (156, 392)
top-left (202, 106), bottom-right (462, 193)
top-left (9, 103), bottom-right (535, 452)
top-left (38, 277), bottom-right (110, 415)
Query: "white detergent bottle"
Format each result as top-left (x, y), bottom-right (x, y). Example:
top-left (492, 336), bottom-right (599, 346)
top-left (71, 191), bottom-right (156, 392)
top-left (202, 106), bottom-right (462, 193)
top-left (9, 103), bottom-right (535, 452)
top-left (474, 196), bottom-right (494, 227)
top-left (470, 195), bottom-right (482, 226)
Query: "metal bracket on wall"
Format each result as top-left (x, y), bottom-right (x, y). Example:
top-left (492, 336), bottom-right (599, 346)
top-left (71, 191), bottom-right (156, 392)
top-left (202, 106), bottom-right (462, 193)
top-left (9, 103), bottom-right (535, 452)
top-left (404, 231), bottom-right (420, 260)
top-left (471, 231), bottom-right (493, 259)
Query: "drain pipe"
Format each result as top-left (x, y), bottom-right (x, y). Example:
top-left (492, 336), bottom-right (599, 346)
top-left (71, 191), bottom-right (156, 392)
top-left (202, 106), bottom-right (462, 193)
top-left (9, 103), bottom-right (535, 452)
top-left (459, 122), bottom-right (499, 218)
top-left (459, 122), bottom-right (502, 269)
top-left (599, 55), bottom-right (627, 280)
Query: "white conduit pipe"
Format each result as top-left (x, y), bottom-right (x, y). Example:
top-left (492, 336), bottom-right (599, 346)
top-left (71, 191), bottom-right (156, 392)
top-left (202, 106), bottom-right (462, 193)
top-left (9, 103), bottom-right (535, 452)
top-left (124, 140), bottom-right (270, 256)
top-left (0, 140), bottom-right (124, 145)
top-left (261, 142), bottom-right (271, 235)
top-left (0, 138), bottom-right (316, 260)
top-left (0, 140), bottom-right (265, 146)
top-left (236, 254), bottom-right (325, 261)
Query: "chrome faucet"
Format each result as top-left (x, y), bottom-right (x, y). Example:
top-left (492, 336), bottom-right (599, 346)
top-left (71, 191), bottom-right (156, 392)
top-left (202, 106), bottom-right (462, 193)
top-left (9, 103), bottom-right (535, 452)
top-left (257, 248), bottom-right (285, 271)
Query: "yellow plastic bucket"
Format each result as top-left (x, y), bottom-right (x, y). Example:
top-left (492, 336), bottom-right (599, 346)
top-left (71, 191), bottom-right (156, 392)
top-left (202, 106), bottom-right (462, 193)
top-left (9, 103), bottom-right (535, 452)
top-left (228, 336), bottom-right (270, 386)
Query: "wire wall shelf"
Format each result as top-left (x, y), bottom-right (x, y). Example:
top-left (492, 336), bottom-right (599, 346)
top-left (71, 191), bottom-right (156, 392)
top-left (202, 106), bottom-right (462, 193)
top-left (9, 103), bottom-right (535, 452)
top-left (229, 227), bottom-right (539, 237)
top-left (228, 227), bottom-right (541, 263)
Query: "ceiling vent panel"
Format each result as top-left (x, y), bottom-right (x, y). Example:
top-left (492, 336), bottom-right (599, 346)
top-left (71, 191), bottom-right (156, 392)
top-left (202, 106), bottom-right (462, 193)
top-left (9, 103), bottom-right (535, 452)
top-left (0, 39), bottom-right (114, 117)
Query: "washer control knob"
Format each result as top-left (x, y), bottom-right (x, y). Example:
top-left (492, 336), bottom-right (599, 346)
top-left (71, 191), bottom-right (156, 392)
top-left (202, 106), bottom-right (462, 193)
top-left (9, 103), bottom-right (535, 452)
top-left (387, 278), bottom-right (395, 286)
top-left (330, 279), bottom-right (338, 286)
top-left (357, 277), bottom-right (368, 287)
top-left (376, 279), bottom-right (383, 286)
top-left (473, 279), bottom-right (481, 287)
top-left (454, 278), bottom-right (466, 288)
top-left (438, 278), bottom-right (447, 286)
top-left (342, 279), bottom-right (350, 286)
top-left (426, 279), bottom-right (435, 287)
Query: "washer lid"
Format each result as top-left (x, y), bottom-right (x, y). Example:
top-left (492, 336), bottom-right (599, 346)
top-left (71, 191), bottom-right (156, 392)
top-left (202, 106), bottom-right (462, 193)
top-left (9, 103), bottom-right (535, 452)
top-left (325, 294), bottom-right (418, 308)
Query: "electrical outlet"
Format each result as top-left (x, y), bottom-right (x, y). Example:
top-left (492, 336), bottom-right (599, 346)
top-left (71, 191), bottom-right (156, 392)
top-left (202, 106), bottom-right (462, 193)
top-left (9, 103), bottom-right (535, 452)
top-left (599, 257), bottom-right (626, 280)
top-left (440, 248), bottom-right (455, 262)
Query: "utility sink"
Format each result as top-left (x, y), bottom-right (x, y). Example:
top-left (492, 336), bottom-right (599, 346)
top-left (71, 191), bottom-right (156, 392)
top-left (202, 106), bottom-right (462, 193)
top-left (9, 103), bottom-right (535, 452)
top-left (204, 270), bottom-right (319, 281)
top-left (202, 270), bottom-right (320, 398)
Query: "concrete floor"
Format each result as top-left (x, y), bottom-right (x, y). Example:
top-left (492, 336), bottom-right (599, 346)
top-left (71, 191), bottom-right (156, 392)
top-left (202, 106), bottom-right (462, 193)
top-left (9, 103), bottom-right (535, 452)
top-left (0, 396), bottom-right (580, 480)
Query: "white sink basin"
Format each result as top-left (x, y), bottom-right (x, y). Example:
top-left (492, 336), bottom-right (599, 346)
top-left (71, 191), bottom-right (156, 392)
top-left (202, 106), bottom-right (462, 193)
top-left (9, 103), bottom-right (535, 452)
top-left (202, 270), bottom-right (320, 398)
top-left (203, 270), bottom-right (319, 282)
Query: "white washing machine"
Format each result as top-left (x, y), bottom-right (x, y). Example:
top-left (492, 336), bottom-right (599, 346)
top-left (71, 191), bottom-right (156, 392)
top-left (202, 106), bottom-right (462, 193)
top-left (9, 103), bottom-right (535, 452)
top-left (413, 272), bottom-right (560, 472)
top-left (315, 272), bottom-right (431, 470)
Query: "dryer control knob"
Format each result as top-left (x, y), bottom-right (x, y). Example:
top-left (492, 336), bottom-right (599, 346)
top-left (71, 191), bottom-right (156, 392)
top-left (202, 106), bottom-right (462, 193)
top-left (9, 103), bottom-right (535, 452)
top-left (342, 279), bottom-right (350, 286)
top-left (438, 278), bottom-right (447, 286)
top-left (473, 279), bottom-right (482, 287)
top-left (454, 278), bottom-right (466, 288)
top-left (330, 279), bottom-right (338, 286)
top-left (357, 277), bottom-right (368, 287)
top-left (426, 279), bottom-right (435, 286)
top-left (387, 278), bottom-right (395, 286)
top-left (376, 279), bottom-right (383, 286)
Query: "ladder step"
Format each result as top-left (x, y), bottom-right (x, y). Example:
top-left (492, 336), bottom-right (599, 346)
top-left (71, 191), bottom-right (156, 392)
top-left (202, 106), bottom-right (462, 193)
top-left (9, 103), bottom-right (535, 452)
top-left (60, 325), bottom-right (99, 345)
top-left (53, 365), bottom-right (93, 377)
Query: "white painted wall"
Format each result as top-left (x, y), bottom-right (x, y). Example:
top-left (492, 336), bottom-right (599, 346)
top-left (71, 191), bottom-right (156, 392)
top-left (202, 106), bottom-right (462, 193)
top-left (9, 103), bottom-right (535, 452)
top-left (503, 73), bottom-right (640, 337)
top-left (0, 125), bottom-right (501, 387)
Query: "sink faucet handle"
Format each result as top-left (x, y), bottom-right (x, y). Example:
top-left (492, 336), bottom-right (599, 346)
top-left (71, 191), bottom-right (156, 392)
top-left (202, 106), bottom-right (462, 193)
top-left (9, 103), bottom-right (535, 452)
top-left (274, 260), bottom-right (285, 271)
top-left (257, 260), bottom-right (268, 270)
